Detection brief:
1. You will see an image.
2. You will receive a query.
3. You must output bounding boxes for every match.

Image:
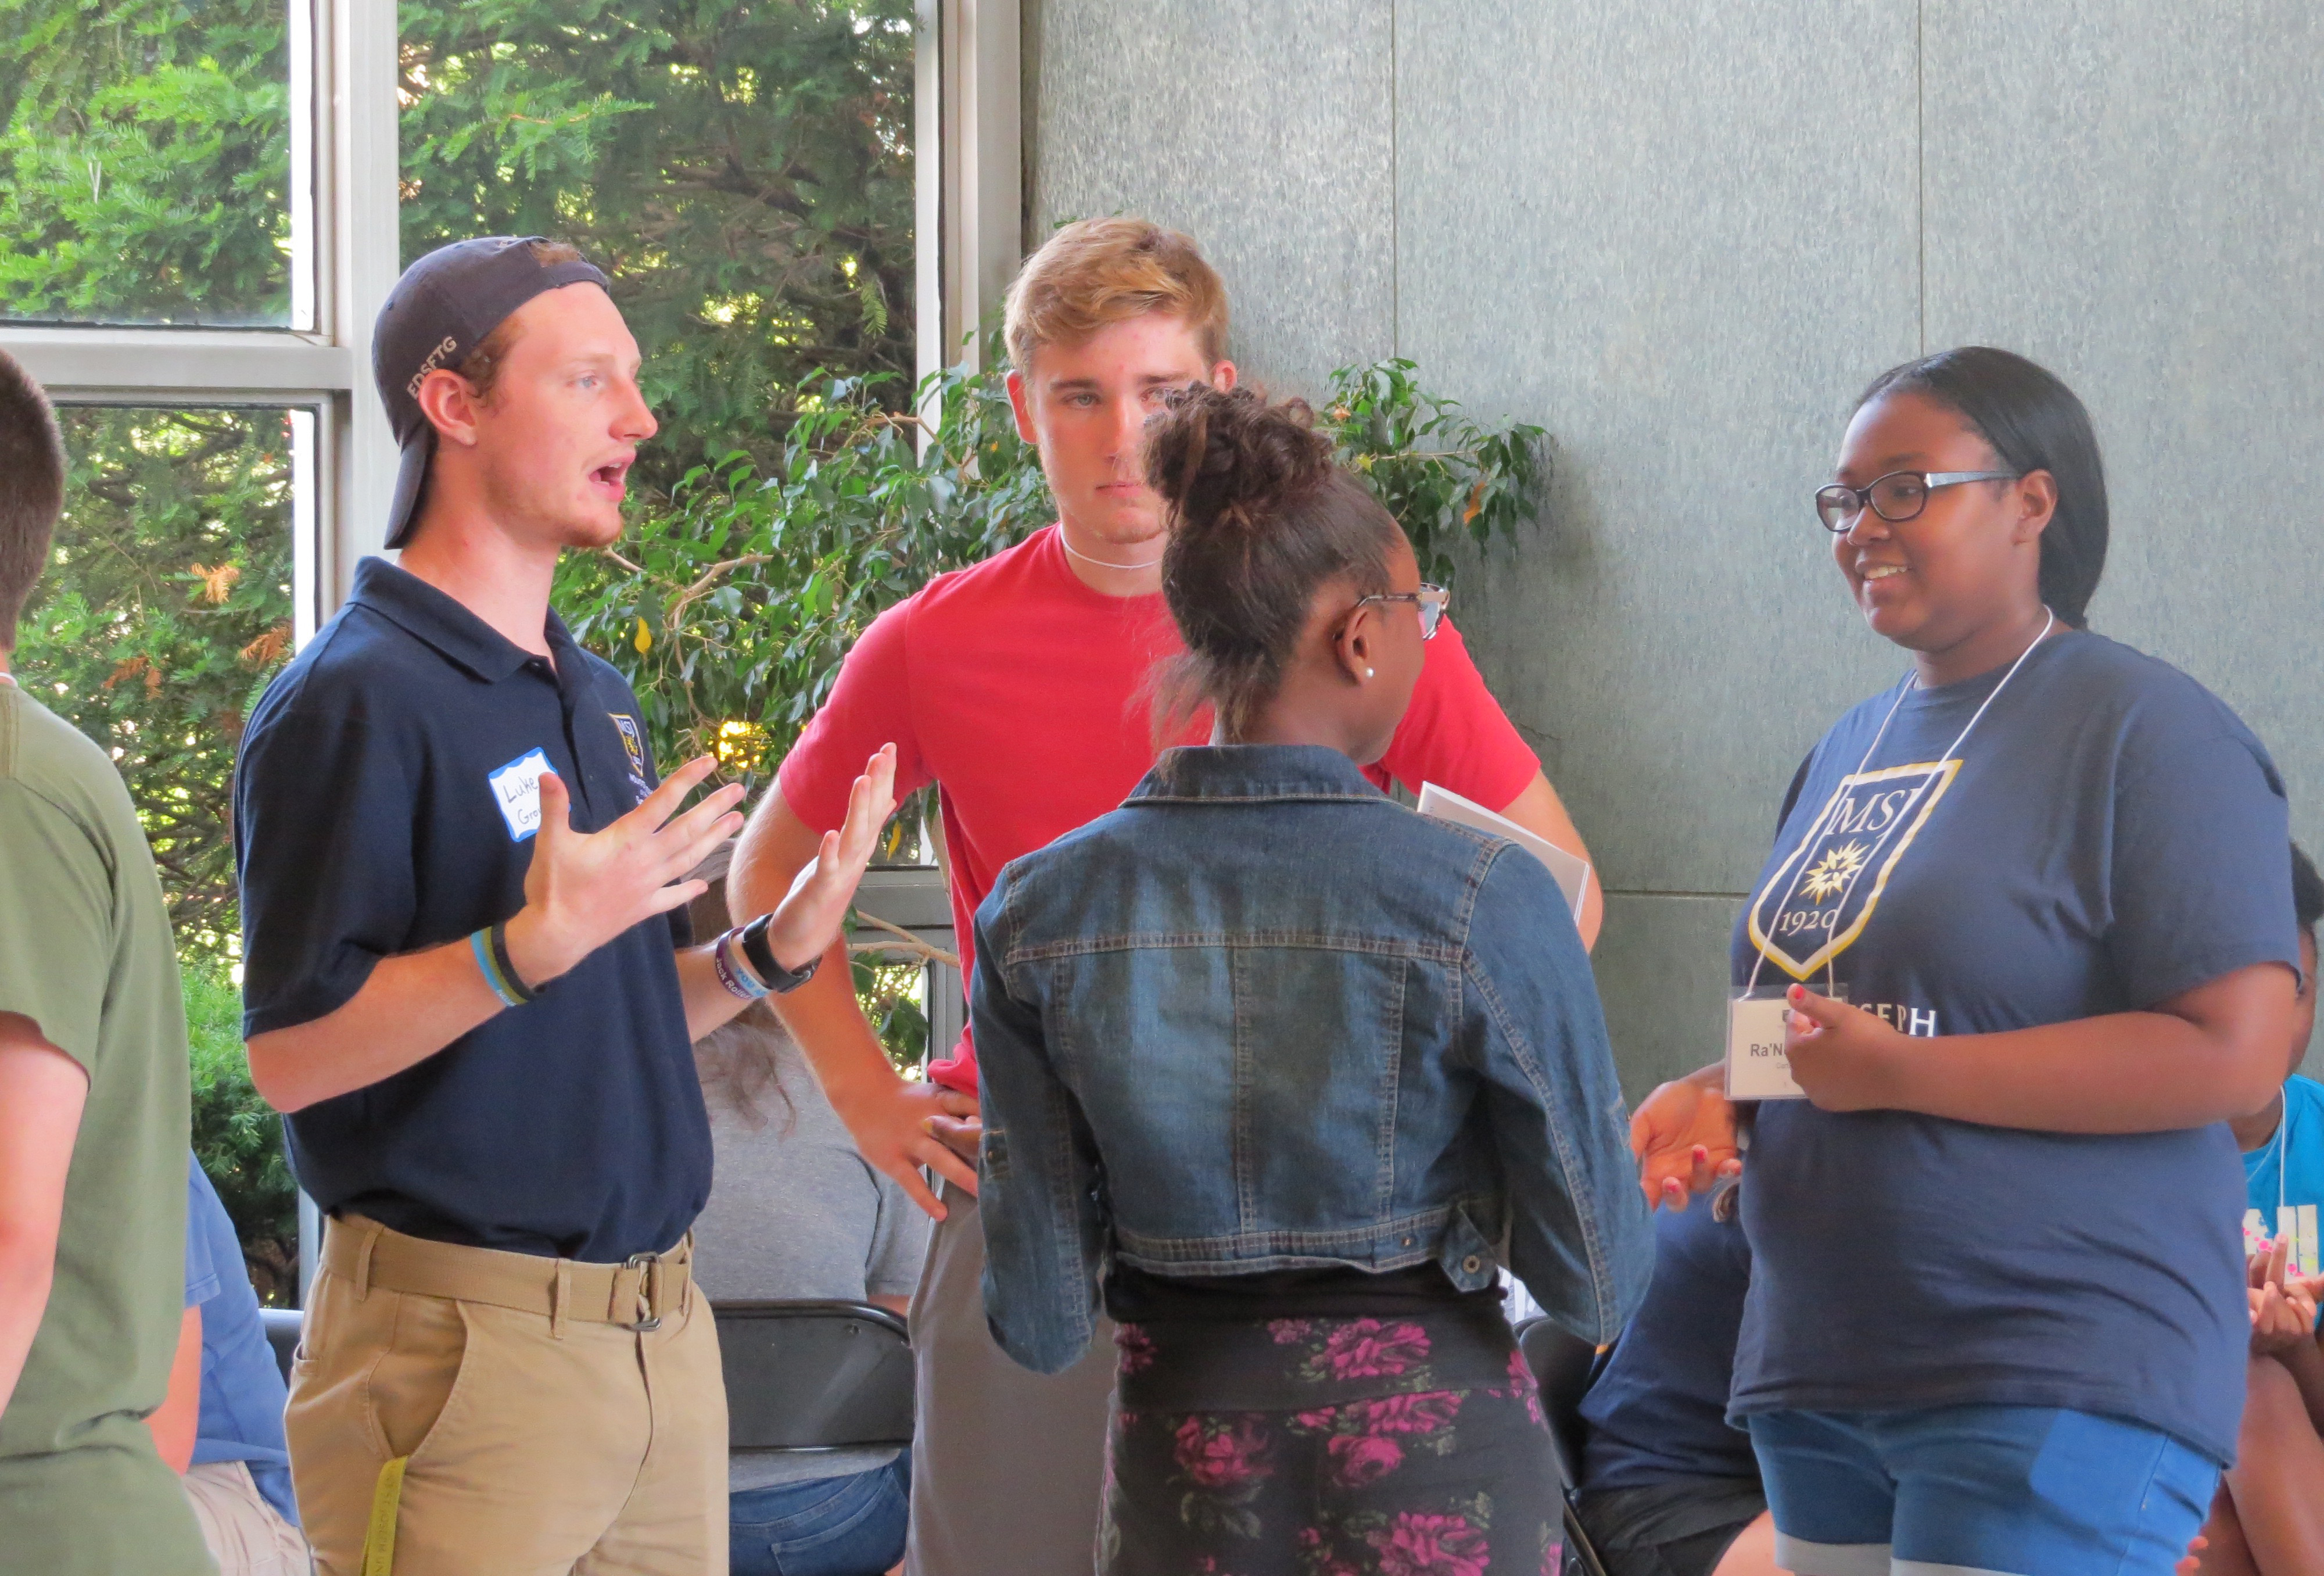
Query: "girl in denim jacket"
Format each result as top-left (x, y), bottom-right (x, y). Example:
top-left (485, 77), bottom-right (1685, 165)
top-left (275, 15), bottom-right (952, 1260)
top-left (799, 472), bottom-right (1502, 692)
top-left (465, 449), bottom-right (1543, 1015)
top-left (971, 386), bottom-right (1653, 1576)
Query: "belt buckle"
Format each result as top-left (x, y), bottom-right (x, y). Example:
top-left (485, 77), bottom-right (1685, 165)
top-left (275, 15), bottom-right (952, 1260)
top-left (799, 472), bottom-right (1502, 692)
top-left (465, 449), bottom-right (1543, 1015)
top-left (621, 1252), bottom-right (665, 1333)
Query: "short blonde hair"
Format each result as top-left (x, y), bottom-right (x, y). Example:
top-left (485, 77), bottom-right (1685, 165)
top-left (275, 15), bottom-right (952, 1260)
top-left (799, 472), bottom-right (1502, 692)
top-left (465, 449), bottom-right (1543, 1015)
top-left (1003, 217), bottom-right (1229, 372)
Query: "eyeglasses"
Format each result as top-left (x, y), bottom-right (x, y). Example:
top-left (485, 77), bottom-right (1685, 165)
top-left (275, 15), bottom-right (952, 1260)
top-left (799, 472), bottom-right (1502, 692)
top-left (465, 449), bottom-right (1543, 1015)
top-left (1354, 582), bottom-right (1450, 640)
top-left (1814, 470), bottom-right (2018, 533)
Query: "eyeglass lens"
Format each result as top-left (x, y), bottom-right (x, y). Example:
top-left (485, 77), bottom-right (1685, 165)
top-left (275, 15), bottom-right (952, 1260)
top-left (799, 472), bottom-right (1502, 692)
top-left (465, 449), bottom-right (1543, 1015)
top-left (1816, 472), bottom-right (1931, 531)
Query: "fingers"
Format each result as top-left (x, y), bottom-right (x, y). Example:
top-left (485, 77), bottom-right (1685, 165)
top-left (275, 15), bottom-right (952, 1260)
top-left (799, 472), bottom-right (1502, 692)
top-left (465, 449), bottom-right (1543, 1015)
top-left (643, 878), bottom-right (711, 917)
top-left (935, 1090), bottom-right (981, 1119)
top-left (536, 769), bottom-right (572, 841)
top-left (629, 755), bottom-right (723, 829)
top-left (885, 1156), bottom-right (949, 1222)
top-left (2268, 1235), bottom-right (2293, 1292)
top-left (919, 1129), bottom-right (980, 1196)
top-left (1784, 983), bottom-right (1848, 1032)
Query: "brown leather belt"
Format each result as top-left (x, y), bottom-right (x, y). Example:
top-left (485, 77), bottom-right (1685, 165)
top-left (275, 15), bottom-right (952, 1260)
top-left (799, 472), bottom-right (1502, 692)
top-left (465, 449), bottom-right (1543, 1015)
top-left (322, 1213), bottom-right (693, 1335)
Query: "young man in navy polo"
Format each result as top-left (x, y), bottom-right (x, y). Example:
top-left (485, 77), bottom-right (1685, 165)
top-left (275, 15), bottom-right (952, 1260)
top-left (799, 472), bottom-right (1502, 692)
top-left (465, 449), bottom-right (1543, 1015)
top-left (233, 237), bottom-right (896, 1575)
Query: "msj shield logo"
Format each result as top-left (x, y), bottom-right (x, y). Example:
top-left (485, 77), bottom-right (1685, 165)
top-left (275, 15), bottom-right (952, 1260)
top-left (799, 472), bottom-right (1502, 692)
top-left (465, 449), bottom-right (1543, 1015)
top-left (1745, 759), bottom-right (1960, 980)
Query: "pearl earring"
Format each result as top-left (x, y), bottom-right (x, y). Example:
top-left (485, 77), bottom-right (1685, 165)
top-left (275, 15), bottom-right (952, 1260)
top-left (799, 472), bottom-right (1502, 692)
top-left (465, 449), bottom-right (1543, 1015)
top-left (1364, 667), bottom-right (1375, 680)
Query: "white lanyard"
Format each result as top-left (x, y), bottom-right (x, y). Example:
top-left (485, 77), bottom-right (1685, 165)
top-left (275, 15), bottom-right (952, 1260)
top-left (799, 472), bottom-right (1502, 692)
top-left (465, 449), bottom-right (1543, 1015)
top-left (1742, 610), bottom-right (2057, 998)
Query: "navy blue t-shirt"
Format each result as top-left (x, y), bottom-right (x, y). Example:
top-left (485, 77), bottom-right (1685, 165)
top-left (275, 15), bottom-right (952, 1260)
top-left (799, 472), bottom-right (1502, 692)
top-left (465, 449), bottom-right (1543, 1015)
top-left (1578, 1198), bottom-right (1758, 1492)
top-left (1730, 630), bottom-right (2298, 1464)
top-left (234, 558), bottom-right (710, 1262)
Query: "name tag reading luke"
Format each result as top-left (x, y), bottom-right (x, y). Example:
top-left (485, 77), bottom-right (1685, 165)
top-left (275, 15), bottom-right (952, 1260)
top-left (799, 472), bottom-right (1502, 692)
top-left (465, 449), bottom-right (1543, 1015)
top-left (1726, 994), bottom-right (1806, 1101)
top-left (487, 748), bottom-right (551, 842)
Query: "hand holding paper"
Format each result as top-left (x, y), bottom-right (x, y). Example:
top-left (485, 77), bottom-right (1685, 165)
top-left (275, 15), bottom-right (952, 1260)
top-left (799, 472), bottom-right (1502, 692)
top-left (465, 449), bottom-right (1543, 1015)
top-left (1416, 782), bottom-right (1593, 920)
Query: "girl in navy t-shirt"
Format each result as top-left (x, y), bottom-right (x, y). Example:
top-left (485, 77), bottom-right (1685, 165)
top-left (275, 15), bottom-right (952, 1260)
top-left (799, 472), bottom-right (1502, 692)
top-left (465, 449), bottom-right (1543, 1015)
top-left (1633, 348), bottom-right (2302, 1576)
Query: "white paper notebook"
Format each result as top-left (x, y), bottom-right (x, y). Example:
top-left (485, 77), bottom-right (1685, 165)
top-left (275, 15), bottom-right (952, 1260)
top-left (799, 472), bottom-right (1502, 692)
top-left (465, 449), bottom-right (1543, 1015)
top-left (1416, 782), bottom-right (1593, 922)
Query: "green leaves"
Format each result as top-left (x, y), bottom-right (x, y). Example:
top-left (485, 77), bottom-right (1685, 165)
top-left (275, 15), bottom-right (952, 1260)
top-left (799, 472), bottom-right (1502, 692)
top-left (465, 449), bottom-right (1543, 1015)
top-left (17, 407), bottom-right (296, 957)
top-left (1318, 357), bottom-right (1550, 587)
top-left (554, 352), bottom-right (1545, 788)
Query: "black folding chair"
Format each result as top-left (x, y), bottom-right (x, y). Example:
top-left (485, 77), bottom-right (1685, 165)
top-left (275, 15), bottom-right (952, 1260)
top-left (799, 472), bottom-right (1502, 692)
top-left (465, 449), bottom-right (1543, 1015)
top-left (259, 1306), bottom-right (302, 1382)
top-left (1518, 1316), bottom-right (1612, 1576)
top-left (713, 1299), bottom-right (915, 1454)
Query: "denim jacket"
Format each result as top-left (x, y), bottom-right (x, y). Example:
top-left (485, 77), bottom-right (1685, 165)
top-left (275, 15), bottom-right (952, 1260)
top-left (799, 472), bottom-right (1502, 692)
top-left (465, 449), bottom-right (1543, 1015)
top-left (971, 744), bottom-right (1653, 1375)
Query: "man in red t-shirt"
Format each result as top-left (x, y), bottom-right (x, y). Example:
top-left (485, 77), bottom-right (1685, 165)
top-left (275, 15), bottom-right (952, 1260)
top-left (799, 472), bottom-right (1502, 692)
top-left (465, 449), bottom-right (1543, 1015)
top-left (728, 216), bottom-right (1600, 1576)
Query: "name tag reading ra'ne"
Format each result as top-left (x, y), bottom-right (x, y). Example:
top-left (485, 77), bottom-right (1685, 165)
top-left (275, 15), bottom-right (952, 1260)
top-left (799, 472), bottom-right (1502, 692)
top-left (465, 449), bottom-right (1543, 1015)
top-left (1726, 996), bottom-right (1801, 1100)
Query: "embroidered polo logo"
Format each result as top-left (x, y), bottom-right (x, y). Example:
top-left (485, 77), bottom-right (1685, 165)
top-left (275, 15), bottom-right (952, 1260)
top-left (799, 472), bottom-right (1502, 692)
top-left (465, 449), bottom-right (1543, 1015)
top-left (609, 713), bottom-right (651, 801)
top-left (1745, 759), bottom-right (1960, 979)
top-left (487, 748), bottom-right (551, 842)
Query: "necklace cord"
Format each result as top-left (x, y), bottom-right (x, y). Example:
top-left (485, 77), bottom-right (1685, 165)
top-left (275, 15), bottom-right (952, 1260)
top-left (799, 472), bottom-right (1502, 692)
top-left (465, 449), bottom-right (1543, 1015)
top-left (1743, 608), bottom-right (2057, 998)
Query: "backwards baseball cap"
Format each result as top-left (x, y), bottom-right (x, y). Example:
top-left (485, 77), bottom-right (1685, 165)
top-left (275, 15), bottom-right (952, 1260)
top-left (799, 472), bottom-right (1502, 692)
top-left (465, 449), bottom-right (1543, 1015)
top-left (374, 236), bottom-right (611, 549)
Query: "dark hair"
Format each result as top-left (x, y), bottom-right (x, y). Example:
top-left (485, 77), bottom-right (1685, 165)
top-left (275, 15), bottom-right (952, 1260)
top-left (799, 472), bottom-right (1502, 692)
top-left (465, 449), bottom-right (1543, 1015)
top-left (1856, 346), bottom-right (2108, 627)
top-left (1146, 385), bottom-right (1401, 740)
top-left (2294, 843), bottom-right (2323, 940)
top-left (0, 349), bottom-right (64, 650)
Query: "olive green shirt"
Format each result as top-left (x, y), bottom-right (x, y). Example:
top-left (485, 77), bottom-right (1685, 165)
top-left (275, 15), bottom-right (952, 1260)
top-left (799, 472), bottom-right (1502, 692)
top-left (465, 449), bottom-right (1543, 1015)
top-left (0, 677), bottom-right (205, 1571)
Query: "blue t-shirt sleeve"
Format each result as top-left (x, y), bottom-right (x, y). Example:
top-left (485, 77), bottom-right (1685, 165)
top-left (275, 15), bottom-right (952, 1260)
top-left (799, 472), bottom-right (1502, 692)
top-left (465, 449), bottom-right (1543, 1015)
top-left (2104, 718), bottom-right (2297, 1008)
top-left (184, 1153), bottom-right (222, 1310)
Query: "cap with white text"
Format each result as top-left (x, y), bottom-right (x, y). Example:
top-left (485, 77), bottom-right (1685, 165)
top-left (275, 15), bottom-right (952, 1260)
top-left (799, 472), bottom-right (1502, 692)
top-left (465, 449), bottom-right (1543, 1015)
top-left (374, 237), bottom-right (610, 549)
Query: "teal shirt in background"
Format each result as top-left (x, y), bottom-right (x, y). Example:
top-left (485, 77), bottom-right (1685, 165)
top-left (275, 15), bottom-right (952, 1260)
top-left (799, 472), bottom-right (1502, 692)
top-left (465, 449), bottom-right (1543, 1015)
top-left (2243, 1074), bottom-right (2324, 1276)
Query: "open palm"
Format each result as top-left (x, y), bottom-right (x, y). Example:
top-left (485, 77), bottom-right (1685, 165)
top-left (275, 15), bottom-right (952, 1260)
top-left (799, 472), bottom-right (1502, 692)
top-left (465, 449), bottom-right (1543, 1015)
top-left (758, 744), bottom-right (899, 975)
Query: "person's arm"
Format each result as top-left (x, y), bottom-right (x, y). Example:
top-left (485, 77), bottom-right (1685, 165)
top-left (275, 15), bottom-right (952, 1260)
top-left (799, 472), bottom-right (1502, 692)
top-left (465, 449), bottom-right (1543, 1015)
top-left (0, 1019), bottom-right (87, 1420)
top-left (248, 758), bottom-right (744, 1113)
top-left (1780, 962), bottom-right (2293, 1131)
top-left (146, 1304), bottom-right (200, 1473)
top-left (727, 788), bottom-right (978, 1219)
top-left (1464, 848), bottom-right (1654, 1339)
top-left (1494, 771), bottom-right (1604, 951)
top-left (967, 886), bottom-right (1105, 1376)
top-left (669, 746), bottom-right (898, 1043)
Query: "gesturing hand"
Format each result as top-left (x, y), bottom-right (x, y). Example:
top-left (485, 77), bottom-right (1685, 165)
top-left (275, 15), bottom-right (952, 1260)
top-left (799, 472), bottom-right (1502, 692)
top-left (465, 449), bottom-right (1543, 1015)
top-left (504, 756), bottom-right (746, 987)
top-left (2247, 1235), bottom-right (2323, 1359)
top-left (1630, 1065), bottom-right (1741, 1211)
top-left (755, 744), bottom-right (899, 976)
top-left (1783, 984), bottom-right (1910, 1112)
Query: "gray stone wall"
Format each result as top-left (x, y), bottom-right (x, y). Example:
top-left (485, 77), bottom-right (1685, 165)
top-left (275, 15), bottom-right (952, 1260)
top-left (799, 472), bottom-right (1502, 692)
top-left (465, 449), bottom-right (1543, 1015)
top-left (1025, 1), bottom-right (2324, 1093)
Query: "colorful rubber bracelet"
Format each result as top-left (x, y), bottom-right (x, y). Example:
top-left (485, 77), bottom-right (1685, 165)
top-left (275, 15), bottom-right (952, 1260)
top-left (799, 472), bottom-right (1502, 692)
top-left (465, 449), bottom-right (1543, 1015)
top-left (711, 930), bottom-right (770, 1001)
top-left (470, 928), bottom-right (527, 1009)
top-left (487, 920), bottom-right (538, 1004)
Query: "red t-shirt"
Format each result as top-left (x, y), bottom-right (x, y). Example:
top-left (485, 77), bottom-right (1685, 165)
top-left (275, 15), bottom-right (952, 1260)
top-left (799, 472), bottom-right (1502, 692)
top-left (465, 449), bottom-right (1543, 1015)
top-left (777, 525), bottom-right (1541, 1093)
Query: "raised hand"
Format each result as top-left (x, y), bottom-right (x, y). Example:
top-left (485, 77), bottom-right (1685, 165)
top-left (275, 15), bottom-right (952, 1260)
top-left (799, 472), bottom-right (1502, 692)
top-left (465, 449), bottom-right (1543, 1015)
top-left (504, 756), bottom-right (745, 987)
top-left (1630, 1065), bottom-right (1741, 1210)
top-left (755, 744), bottom-right (898, 975)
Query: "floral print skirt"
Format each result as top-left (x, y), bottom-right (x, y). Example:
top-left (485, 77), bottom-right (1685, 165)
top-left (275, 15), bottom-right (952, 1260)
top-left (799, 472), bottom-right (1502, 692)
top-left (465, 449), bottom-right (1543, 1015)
top-left (1098, 1300), bottom-right (1560, 1576)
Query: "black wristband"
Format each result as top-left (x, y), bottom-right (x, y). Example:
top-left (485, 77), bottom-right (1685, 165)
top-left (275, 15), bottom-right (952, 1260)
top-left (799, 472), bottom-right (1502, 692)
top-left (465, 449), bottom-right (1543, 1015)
top-left (488, 919), bottom-right (539, 1004)
top-left (737, 912), bottom-right (822, 995)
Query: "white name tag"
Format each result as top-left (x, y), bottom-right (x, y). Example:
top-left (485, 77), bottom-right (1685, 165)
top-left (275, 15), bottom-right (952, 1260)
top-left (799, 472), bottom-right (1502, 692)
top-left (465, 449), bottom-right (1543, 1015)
top-left (487, 748), bottom-right (551, 842)
top-left (1726, 994), bottom-right (1806, 1101)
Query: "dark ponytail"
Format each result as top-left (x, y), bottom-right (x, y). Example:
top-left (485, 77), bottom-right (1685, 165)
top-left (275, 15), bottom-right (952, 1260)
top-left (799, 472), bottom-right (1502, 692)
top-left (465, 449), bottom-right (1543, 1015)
top-left (1857, 346), bottom-right (2108, 627)
top-left (1145, 385), bottom-right (1403, 741)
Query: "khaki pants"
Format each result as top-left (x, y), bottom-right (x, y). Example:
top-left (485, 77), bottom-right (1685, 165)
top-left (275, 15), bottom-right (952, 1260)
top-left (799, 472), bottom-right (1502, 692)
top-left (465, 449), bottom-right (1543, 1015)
top-left (904, 1181), bottom-right (1118, 1576)
top-left (184, 1459), bottom-right (312, 1575)
top-left (288, 1215), bottom-right (726, 1576)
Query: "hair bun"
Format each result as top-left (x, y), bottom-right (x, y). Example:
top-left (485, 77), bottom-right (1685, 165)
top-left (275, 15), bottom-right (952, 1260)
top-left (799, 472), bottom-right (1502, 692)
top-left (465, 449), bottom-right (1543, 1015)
top-left (1144, 385), bottom-right (1332, 539)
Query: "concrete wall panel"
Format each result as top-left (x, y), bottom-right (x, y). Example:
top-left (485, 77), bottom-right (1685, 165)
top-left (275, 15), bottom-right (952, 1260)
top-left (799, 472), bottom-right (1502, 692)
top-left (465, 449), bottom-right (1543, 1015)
top-left (1922, 0), bottom-right (2324, 1074)
top-left (1391, 0), bottom-right (1922, 898)
top-left (1391, 0), bottom-right (1922, 1083)
top-left (1025, 1), bottom-right (1396, 389)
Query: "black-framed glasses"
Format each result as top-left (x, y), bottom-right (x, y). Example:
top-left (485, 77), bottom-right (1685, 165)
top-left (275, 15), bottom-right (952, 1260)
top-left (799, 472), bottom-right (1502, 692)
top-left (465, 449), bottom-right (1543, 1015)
top-left (1355, 582), bottom-right (1450, 639)
top-left (1815, 470), bottom-right (2018, 532)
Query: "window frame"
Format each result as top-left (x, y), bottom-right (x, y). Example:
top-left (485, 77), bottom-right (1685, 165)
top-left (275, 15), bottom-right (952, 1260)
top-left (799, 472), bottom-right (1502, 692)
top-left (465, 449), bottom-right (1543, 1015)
top-left (0, 0), bottom-right (399, 646)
